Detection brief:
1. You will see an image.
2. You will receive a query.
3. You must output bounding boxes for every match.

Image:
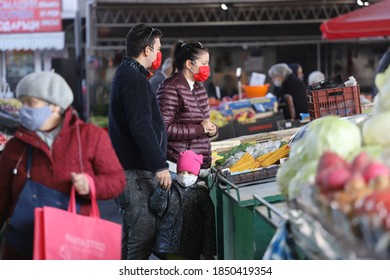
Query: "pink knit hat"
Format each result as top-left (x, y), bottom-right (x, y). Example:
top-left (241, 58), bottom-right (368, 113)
top-left (177, 150), bottom-right (204, 175)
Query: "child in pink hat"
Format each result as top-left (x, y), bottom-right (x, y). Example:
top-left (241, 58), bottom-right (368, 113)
top-left (150, 150), bottom-right (216, 259)
top-left (175, 150), bottom-right (203, 187)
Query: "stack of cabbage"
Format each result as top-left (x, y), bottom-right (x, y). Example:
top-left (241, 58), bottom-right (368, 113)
top-left (278, 65), bottom-right (390, 200)
top-left (363, 66), bottom-right (390, 146)
top-left (277, 116), bottom-right (362, 199)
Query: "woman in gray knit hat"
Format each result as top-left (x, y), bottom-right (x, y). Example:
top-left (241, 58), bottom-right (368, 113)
top-left (0, 71), bottom-right (125, 259)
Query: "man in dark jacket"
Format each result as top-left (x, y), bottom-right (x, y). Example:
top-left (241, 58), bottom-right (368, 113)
top-left (108, 23), bottom-right (171, 260)
top-left (268, 63), bottom-right (308, 120)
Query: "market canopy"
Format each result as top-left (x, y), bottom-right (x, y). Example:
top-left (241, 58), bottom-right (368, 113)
top-left (0, 32), bottom-right (64, 51)
top-left (320, 0), bottom-right (390, 40)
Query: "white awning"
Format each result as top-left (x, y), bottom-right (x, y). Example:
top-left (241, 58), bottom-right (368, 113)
top-left (0, 32), bottom-right (65, 51)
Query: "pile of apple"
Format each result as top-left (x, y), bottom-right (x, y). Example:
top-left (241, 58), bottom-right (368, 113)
top-left (316, 151), bottom-right (390, 217)
top-left (233, 108), bottom-right (257, 124)
top-left (316, 152), bottom-right (390, 259)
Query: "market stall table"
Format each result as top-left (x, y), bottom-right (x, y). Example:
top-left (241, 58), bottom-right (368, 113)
top-left (212, 172), bottom-right (283, 260)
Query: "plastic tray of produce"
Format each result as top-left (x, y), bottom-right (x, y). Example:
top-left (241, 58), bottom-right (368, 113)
top-left (220, 165), bottom-right (279, 186)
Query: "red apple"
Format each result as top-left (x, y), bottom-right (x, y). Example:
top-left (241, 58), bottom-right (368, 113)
top-left (351, 151), bottom-right (371, 174)
top-left (362, 161), bottom-right (390, 183)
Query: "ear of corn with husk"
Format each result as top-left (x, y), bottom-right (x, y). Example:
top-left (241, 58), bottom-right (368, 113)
top-left (229, 152), bottom-right (260, 172)
top-left (258, 144), bottom-right (290, 167)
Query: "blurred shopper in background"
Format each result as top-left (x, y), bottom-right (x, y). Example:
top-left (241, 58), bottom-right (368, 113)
top-left (0, 71), bottom-right (125, 259)
top-left (149, 57), bottom-right (173, 94)
top-left (288, 63), bottom-right (305, 82)
top-left (219, 74), bottom-right (238, 99)
top-left (308, 70), bottom-right (325, 86)
top-left (108, 23), bottom-right (171, 260)
top-left (150, 150), bottom-right (216, 260)
top-left (156, 41), bottom-right (218, 178)
top-left (268, 63), bottom-right (308, 120)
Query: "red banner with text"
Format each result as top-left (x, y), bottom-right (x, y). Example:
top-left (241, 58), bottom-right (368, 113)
top-left (0, 0), bottom-right (62, 33)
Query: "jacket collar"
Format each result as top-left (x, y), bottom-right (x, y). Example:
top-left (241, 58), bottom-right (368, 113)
top-left (121, 56), bottom-right (150, 77)
top-left (175, 71), bottom-right (202, 91)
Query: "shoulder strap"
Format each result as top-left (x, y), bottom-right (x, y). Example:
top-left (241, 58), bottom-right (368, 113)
top-left (26, 146), bottom-right (32, 178)
top-left (76, 124), bottom-right (84, 173)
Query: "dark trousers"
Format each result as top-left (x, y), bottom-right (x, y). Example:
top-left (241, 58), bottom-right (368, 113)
top-left (115, 170), bottom-right (158, 260)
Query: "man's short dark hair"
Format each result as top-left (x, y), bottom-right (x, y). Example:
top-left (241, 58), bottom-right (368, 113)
top-left (125, 23), bottom-right (162, 57)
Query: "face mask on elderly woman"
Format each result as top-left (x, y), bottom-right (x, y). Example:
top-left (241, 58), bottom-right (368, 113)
top-left (19, 105), bottom-right (52, 131)
top-left (273, 78), bottom-right (283, 88)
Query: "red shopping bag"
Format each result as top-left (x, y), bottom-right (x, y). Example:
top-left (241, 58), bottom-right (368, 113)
top-left (33, 175), bottom-right (121, 260)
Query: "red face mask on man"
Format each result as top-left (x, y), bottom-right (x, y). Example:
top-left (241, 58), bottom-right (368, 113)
top-left (190, 61), bottom-right (210, 82)
top-left (151, 51), bottom-right (162, 70)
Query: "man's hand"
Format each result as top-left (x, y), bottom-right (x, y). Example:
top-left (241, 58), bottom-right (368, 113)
top-left (71, 172), bottom-right (90, 196)
top-left (155, 169), bottom-right (172, 190)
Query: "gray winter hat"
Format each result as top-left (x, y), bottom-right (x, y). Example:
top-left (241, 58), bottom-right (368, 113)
top-left (16, 71), bottom-right (74, 109)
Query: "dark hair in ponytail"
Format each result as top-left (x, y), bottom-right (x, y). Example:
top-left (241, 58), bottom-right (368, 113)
top-left (172, 41), bottom-right (208, 72)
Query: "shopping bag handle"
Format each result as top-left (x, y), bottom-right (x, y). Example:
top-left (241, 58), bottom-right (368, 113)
top-left (68, 173), bottom-right (100, 218)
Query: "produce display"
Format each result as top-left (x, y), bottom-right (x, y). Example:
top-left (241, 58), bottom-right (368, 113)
top-left (215, 140), bottom-right (289, 173)
top-left (210, 109), bottom-right (231, 128)
top-left (0, 98), bottom-right (22, 116)
top-left (0, 133), bottom-right (8, 152)
top-left (275, 65), bottom-right (390, 259)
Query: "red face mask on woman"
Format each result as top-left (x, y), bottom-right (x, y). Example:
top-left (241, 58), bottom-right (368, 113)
top-left (151, 51), bottom-right (162, 70)
top-left (191, 62), bottom-right (210, 82)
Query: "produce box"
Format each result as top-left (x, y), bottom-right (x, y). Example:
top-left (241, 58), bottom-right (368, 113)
top-left (306, 85), bottom-right (362, 120)
top-left (221, 165), bottom-right (279, 186)
top-left (234, 112), bottom-right (284, 137)
top-left (218, 99), bottom-right (252, 116)
top-left (250, 96), bottom-right (277, 113)
top-left (215, 120), bottom-right (236, 141)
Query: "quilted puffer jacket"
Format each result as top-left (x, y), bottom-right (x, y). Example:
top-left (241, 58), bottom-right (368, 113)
top-left (156, 72), bottom-right (215, 169)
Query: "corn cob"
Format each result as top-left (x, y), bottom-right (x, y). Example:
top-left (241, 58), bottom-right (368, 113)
top-left (229, 153), bottom-right (260, 172)
top-left (259, 144), bottom-right (290, 167)
top-left (255, 152), bottom-right (272, 164)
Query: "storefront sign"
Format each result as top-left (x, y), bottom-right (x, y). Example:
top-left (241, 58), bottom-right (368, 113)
top-left (0, 0), bottom-right (62, 33)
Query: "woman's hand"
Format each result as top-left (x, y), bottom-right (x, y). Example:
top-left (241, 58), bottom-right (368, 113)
top-left (71, 172), bottom-right (90, 196)
top-left (201, 119), bottom-right (217, 136)
top-left (206, 122), bottom-right (217, 137)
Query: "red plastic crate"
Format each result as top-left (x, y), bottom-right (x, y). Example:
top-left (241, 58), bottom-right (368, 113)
top-left (306, 85), bottom-right (362, 120)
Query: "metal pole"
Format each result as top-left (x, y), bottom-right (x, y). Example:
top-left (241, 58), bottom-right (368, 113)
top-left (84, 0), bottom-right (94, 121)
top-left (0, 52), bottom-right (5, 80)
top-left (317, 43), bottom-right (321, 71)
top-left (74, 10), bottom-right (82, 58)
top-left (236, 67), bottom-right (242, 100)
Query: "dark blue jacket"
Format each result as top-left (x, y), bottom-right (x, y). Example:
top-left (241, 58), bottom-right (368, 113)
top-left (108, 57), bottom-right (168, 173)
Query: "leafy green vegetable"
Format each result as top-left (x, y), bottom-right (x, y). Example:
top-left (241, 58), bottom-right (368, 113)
top-left (362, 112), bottom-right (390, 147)
top-left (277, 116), bottom-right (362, 200)
top-left (215, 142), bottom-right (252, 166)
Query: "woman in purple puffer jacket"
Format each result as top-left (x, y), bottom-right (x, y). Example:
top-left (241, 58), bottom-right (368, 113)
top-left (156, 42), bottom-right (218, 173)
